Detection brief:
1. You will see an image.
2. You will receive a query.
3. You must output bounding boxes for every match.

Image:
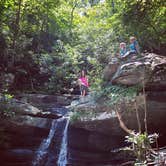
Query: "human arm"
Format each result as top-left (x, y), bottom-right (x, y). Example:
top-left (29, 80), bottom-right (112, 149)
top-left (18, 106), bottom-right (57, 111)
top-left (78, 79), bottom-right (82, 86)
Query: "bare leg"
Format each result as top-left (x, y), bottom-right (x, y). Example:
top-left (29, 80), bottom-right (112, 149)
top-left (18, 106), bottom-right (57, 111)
top-left (80, 85), bottom-right (83, 96)
top-left (82, 90), bottom-right (86, 96)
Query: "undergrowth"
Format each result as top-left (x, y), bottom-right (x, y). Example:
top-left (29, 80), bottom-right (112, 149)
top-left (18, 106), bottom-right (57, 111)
top-left (94, 85), bottom-right (142, 106)
top-left (0, 93), bottom-right (15, 118)
top-left (70, 110), bottom-right (97, 123)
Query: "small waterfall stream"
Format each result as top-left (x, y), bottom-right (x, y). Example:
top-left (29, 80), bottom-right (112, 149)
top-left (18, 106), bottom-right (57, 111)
top-left (32, 116), bottom-right (70, 166)
top-left (57, 118), bottom-right (70, 166)
top-left (32, 119), bottom-right (59, 166)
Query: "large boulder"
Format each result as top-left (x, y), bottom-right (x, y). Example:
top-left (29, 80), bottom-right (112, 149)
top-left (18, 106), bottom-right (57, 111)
top-left (67, 95), bottom-right (144, 165)
top-left (70, 94), bottom-right (144, 133)
top-left (103, 57), bottom-right (120, 82)
top-left (68, 124), bottom-right (134, 165)
top-left (111, 61), bottom-right (150, 86)
top-left (104, 53), bottom-right (166, 88)
top-left (0, 98), bottom-right (62, 119)
top-left (69, 90), bottom-right (166, 164)
top-left (16, 94), bottom-right (75, 110)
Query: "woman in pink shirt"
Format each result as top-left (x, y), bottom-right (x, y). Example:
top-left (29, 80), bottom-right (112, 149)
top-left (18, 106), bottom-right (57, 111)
top-left (78, 70), bottom-right (89, 96)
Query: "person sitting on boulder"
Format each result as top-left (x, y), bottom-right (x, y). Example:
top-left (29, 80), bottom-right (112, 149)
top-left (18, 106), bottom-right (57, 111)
top-left (119, 42), bottom-right (127, 57)
top-left (78, 70), bottom-right (89, 96)
top-left (129, 36), bottom-right (140, 55)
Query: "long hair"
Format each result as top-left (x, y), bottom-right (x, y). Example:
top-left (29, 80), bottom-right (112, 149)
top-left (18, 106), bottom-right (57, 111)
top-left (80, 70), bottom-right (86, 77)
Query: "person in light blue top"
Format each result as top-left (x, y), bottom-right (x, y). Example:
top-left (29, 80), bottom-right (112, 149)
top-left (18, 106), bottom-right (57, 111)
top-left (129, 36), bottom-right (140, 54)
top-left (119, 42), bottom-right (127, 57)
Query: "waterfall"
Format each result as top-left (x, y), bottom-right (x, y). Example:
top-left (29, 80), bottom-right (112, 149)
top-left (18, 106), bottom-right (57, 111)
top-left (32, 116), bottom-right (70, 166)
top-left (57, 118), bottom-right (70, 166)
top-left (32, 119), bottom-right (59, 166)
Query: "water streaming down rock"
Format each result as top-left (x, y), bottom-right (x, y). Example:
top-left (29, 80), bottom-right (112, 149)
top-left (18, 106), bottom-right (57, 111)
top-left (32, 119), bottom-right (59, 166)
top-left (57, 118), bottom-right (70, 166)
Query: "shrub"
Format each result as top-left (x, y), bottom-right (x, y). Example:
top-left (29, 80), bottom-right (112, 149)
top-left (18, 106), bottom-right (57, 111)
top-left (0, 93), bottom-right (15, 118)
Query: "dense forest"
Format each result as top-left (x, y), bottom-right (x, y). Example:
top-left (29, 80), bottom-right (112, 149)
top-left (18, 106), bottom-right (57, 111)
top-left (0, 1), bottom-right (166, 166)
top-left (0, 0), bottom-right (165, 94)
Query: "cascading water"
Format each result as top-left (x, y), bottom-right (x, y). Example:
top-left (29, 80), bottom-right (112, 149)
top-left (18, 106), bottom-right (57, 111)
top-left (57, 118), bottom-right (70, 166)
top-left (32, 119), bottom-right (59, 166)
top-left (32, 116), bottom-right (70, 166)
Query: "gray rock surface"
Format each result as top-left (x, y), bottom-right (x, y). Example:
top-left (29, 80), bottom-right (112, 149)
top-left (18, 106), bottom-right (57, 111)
top-left (0, 94), bottom-right (72, 165)
top-left (70, 53), bottom-right (166, 153)
top-left (111, 53), bottom-right (166, 87)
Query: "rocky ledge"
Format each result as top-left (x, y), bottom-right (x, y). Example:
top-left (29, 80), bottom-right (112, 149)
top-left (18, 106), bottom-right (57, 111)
top-left (0, 94), bottom-right (73, 166)
top-left (68, 53), bottom-right (166, 165)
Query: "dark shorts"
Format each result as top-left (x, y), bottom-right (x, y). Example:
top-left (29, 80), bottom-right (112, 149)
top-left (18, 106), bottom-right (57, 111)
top-left (80, 85), bottom-right (88, 94)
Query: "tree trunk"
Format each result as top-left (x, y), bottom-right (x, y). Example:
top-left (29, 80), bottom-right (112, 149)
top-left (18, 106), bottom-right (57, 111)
top-left (12, 0), bottom-right (22, 49)
top-left (69, 0), bottom-right (77, 37)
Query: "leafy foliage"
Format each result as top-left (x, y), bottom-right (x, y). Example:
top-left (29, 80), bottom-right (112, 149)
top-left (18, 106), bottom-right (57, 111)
top-left (0, 0), bottom-right (165, 93)
top-left (0, 93), bottom-right (15, 118)
top-left (70, 108), bottom-right (97, 123)
top-left (94, 85), bottom-right (141, 105)
top-left (120, 0), bottom-right (166, 54)
top-left (125, 132), bottom-right (159, 165)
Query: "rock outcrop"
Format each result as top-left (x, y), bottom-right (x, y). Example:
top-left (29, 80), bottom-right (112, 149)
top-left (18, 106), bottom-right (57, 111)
top-left (69, 53), bottom-right (166, 165)
top-left (104, 53), bottom-right (166, 88)
top-left (16, 93), bottom-right (76, 110)
top-left (0, 94), bottom-right (73, 166)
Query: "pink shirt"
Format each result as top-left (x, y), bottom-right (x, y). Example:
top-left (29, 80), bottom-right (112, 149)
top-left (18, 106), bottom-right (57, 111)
top-left (79, 77), bottom-right (89, 87)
